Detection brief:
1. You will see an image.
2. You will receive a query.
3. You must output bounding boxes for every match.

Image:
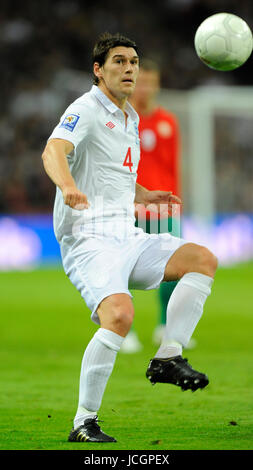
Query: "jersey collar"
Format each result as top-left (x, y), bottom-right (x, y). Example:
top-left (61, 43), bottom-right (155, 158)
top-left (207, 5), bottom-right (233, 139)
top-left (91, 85), bottom-right (139, 123)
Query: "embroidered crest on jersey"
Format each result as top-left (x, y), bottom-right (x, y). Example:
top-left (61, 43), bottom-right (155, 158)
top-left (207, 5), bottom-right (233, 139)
top-left (60, 114), bottom-right (80, 132)
top-left (105, 121), bottom-right (115, 129)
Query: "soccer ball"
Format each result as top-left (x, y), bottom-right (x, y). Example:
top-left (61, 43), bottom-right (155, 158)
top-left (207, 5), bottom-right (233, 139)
top-left (194, 12), bottom-right (253, 71)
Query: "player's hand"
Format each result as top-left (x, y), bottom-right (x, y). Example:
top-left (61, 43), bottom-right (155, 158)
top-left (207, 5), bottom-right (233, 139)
top-left (62, 186), bottom-right (89, 210)
top-left (143, 190), bottom-right (182, 216)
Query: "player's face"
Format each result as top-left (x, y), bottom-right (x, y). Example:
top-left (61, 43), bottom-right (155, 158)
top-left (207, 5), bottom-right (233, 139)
top-left (132, 69), bottom-right (160, 105)
top-left (95, 46), bottom-right (139, 101)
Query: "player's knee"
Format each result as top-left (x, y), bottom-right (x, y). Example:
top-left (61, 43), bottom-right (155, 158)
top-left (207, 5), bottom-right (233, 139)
top-left (110, 301), bottom-right (134, 333)
top-left (193, 246), bottom-right (218, 277)
top-left (209, 251), bottom-right (218, 274)
top-left (98, 294), bottom-right (134, 336)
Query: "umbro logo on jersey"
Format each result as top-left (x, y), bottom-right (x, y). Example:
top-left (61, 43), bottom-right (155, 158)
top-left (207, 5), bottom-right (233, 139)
top-left (106, 121), bottom-right (115, 129)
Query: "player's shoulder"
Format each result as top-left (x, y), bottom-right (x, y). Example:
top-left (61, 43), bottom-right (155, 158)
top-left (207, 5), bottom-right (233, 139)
top-left (60, 90), bottom-right (98, 130)
top-left (67, 89), bottom-right (97, 115)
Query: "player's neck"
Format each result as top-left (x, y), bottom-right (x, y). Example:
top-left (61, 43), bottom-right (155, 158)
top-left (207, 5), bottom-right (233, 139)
top-left (98, 83), bottom-right (128, 113)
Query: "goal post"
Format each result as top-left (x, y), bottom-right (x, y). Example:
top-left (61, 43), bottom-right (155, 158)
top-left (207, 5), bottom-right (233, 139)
top-left (158, 85), bottom-right (253, 220)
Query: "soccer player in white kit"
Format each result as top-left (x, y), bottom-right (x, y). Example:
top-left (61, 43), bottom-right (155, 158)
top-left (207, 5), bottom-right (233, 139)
top-left (42, 32), bottom-right (218, 443)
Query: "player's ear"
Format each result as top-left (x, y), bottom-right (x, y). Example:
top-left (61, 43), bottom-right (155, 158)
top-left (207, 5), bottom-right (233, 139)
top-left (93, 62), bottom-right (103, 82)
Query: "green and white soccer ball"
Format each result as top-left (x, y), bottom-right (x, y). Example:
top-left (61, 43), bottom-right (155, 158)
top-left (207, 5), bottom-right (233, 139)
top-left (194, 12), bottom-right (253, 71)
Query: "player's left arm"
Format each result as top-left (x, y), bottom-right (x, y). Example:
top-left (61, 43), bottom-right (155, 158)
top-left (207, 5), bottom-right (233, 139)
top-left (135, 182), bottom-right (181, 215)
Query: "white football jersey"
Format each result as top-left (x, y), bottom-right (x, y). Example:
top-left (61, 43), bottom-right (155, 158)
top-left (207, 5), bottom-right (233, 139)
top-left (48, 85), bottom-right (141, 242)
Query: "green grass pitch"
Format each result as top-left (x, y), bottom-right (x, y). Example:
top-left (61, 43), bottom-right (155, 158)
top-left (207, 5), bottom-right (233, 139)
top-left (0, 263), bottom-right (253, 450)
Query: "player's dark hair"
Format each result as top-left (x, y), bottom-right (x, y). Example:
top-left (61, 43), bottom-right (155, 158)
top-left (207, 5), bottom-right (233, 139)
top-left (92, 32), bottom-right (139, 85)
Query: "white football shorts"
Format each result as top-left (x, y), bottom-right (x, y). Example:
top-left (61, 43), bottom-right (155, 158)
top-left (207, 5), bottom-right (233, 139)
top-left (60, 230), bottom-right (188, 324)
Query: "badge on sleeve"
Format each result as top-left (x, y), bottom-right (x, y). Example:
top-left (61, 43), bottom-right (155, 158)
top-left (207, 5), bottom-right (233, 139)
top-left (60, 114), bottom-right (80, 132)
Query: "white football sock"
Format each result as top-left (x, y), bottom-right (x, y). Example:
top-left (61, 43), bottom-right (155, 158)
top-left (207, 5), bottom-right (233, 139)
top-left (155, 272), bottom-right (213, 359)
top-left (74, 328), bottom-right (124, 429)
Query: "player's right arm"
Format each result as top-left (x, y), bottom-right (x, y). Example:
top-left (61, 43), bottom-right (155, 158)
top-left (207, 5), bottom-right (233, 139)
top-left (42, 138), bottom-right (89, 210)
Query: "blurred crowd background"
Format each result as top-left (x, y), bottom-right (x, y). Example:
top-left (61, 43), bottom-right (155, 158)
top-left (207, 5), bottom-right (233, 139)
top-left (1, 0), bottom-right (253, 214)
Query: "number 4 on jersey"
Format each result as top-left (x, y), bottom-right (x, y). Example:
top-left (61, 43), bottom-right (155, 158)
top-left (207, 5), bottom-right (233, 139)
top-left (123, 147), bottom-right (133, 172)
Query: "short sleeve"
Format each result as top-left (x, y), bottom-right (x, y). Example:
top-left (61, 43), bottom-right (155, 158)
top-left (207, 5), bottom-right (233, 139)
top-left (48, 103), bottom-right (94, 148)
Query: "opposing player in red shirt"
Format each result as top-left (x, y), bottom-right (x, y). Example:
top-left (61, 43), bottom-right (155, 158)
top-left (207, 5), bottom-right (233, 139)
top-left (134, 65), bottom-right (180, 199)
top-left (121, 59), bottom-right (191, 352)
